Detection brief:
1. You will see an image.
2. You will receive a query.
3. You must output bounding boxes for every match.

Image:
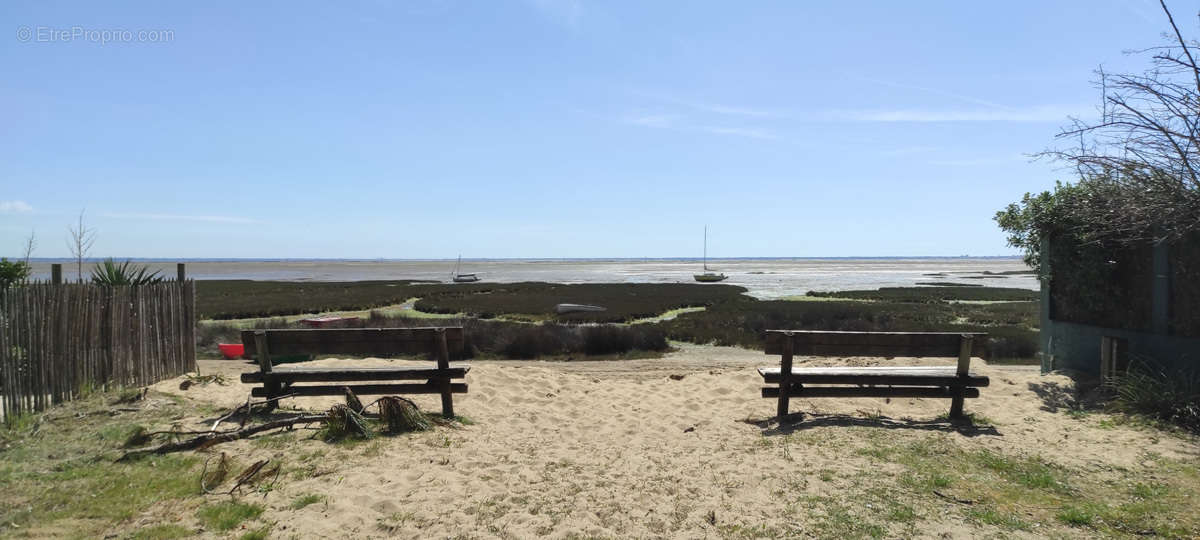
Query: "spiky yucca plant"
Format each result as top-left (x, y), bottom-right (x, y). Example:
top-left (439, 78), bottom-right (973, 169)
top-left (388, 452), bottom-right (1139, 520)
top-left (90, 258), bottom-right (163, 285)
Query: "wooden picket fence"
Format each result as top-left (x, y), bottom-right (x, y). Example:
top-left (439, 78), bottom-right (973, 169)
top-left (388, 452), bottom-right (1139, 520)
top-left (0, 281), bottom-right (196, 419)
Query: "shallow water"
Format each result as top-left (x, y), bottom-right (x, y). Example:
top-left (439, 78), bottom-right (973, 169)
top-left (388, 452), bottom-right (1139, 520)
top-left (29, 257), bottom-right (1037, 299)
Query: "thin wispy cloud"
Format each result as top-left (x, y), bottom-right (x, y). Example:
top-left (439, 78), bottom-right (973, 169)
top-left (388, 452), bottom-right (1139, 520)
top-left (667, 99), bottom-right (778, 118)
top-left (102, 212), bottom-right (258, 224)
top-left (621, 113), bottom-right (677, 129)
top-left (927, 155), bottom-right (1027, 166)
top-left (0, 200), bottom-right (33, 214)
top-left (842, 78), bottom-right (1092, 123)
top-left (697, 126), bottom-right (778, 140)
top-left (630, 91), bottom-right (782, 118)
top-left (620, 112), bottom-right (779, 140)
top-left (1114, 0), bottom-right (1159, 25)
top-left (880, 145), bottom-right (940, 157)
top-left (524, 0), bottom-right (583, 29)
top-left (858, 77), bottom-right (1015, 111)
top-left (826, 105), bottom-right (1084, 123)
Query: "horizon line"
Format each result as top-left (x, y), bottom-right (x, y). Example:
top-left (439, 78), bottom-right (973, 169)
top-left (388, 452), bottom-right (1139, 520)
top-left (19, 255), bottom-right (1024, 262)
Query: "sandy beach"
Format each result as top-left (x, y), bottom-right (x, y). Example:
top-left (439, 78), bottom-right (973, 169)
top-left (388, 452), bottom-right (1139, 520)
top-left (119, 344), bottom-right (1199, 539)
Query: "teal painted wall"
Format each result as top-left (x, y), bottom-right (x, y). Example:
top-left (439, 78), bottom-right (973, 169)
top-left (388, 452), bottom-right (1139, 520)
top-left (1041, 240), bottom-right (1199, 375)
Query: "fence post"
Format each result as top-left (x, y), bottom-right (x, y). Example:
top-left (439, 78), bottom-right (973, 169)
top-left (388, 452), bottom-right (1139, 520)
top-left (177, 263), bottom-right (186, 282)
top-left (51, 264), bottom-right (62, 285)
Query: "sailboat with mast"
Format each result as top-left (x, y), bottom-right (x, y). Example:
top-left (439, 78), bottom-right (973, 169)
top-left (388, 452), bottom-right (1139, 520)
top-left (693, 226), bottom-right (728, 282)
top-left (451, 255), bottom-right (481, 283)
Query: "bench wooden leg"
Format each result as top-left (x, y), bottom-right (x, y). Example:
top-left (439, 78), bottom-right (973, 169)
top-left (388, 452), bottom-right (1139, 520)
top-left (949, 387), bottom-right (965, 419)
top-left (436, 329), bottom-right (455, 419)
top-left (950, 334), bottom-right (972, 419)
top-left (777, 333), bottom-right (794, 417)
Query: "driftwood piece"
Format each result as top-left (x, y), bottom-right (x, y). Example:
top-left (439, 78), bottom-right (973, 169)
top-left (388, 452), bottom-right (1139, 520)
top-left (209, 393), bottom-right (297, 433)
top-left (118, 414), bottom-right (328, 461)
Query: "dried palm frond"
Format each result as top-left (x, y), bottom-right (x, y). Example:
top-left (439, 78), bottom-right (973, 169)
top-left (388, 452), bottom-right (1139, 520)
top-left (343, 386), bottom-right (364, 413)
top-left (323, 404), bottom-right (373, 441)
top-left (378, 396), bottom-right (430, 433)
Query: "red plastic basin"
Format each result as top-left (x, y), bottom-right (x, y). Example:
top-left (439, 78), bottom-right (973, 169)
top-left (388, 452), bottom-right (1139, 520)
top-left (218, 343), bottom-right (245, 360)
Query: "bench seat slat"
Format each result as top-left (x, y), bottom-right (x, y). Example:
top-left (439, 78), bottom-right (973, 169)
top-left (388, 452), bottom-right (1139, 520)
top-left (757, 366), bottom-right (989, 387)
top-left (240, 365), bottom-right (470, 384)
top-left (762, 386), bottom-right (981, 399)
top-left (250, 382), bottom-right (468, 398)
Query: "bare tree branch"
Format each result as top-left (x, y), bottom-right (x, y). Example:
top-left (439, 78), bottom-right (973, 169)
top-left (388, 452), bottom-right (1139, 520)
top-left (66, 209), bottom-right (96, 281)
top-left (1035, 2), bottom-right (1200, 243)
top-left (21, 230), bottom-right (36, 265)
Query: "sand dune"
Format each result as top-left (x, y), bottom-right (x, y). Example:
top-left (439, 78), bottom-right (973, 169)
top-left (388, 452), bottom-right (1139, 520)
top-left (143, 344), bottom-right (1197, 538)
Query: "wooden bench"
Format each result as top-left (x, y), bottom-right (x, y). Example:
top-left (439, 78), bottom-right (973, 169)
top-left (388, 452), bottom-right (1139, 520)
top-left (239, 327), bottom-right (468, 418)
top-left (759, 330), bottom-right (989, 419)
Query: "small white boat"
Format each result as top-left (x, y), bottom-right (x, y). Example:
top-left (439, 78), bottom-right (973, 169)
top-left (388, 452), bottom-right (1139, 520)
top-left (694, 225), bottom-right (728, 282)
top-left (451, 255), bottom-right (481, 283)
top-left (555, 303), bottom-right (607, 314)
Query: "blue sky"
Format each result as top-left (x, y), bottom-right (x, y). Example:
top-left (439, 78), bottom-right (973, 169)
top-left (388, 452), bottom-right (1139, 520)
top-left (0, 0), bottom-right (1181, 258)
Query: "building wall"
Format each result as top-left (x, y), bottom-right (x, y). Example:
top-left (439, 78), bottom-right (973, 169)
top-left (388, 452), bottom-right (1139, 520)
top-left (1040, 239), bottom-right (1199, 375)
top-left (1041, 319), bottom-right (1200, 375)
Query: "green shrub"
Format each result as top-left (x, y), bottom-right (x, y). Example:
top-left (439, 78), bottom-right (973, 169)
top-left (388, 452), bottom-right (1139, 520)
top-left (0, 257), bottom-right (31, 289)
top-left (583, 325), bottom-right (667, 355)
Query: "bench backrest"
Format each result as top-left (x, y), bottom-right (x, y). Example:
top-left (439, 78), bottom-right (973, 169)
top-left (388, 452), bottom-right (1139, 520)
top-left (764, 330), bottom-right (986, 358)
top-left (241, 327), bottom-right (465, 358)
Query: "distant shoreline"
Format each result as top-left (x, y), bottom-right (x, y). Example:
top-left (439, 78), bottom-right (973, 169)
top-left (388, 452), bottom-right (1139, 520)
top-left (25, 258), bottom-right (1037, 298)
top-left (21, 255), bottom-right (1024, 263)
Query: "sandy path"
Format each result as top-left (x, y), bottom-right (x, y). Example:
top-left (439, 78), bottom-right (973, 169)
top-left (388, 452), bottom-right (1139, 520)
top-left (147, 344), bottom-right (1198, 538)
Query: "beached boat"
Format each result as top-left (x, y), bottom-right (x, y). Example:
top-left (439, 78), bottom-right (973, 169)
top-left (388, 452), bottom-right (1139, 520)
top-left (555, 303), bottom-right (607, 314)
top-left (694, 225), bottom-right (728, 282)
top-left (452, 255), bottom-right (481, 283)
top-left (218, 343), bottom-right (245, 360)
